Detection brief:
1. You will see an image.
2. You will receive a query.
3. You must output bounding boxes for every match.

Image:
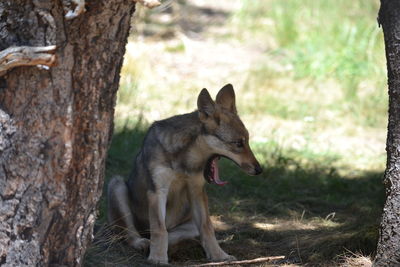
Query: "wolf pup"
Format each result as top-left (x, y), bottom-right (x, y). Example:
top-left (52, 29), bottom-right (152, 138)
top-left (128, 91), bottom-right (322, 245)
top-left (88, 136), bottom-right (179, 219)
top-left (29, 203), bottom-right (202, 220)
top-left (108, 84), bottom-right (262, 264)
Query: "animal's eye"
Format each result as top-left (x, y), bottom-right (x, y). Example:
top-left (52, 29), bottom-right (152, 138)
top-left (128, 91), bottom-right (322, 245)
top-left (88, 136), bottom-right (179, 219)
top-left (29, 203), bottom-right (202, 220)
top-left (232, 139), bottom-right (244, 148)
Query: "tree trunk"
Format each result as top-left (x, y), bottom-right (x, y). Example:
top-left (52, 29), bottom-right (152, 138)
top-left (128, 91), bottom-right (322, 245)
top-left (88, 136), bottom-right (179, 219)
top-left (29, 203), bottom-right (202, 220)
top-left (0, 1), bottom-right (135, 266)
top-left (375, 1), bottom-right (400, 265)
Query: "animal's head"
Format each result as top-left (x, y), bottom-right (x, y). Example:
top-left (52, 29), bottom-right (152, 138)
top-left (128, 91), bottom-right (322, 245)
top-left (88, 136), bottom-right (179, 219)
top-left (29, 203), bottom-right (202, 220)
top-left (198, 84), bottom-right (262, 185)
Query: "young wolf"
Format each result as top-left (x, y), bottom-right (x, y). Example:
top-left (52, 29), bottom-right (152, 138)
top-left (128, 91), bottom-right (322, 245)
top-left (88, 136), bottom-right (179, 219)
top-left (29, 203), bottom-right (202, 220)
top-left (108, 84), bottom-right (262, 264)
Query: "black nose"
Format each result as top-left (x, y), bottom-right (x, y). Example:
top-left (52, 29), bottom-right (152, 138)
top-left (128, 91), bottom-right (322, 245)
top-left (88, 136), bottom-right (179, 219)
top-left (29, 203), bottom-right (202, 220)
top-left (254, 165), bottom-right (263, 175)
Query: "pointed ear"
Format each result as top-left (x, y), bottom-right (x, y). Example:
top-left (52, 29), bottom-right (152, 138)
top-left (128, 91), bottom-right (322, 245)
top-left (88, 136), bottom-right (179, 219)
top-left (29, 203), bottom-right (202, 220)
top-left (216, 84), bottom-right (237, 113)
top-left (197, 88), bottom-right (215, 119)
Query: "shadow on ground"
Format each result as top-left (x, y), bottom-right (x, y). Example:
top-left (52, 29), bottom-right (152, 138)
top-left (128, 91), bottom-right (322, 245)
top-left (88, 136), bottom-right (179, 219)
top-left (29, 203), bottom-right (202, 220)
top-left (84, 122), bottom-right (385, 266)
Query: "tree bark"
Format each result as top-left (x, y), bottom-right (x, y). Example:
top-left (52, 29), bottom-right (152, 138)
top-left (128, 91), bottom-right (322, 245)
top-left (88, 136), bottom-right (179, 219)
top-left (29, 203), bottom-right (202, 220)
top-left (0, 1), bottom-right (135, 266)
top-left (375, 1), bottom-right (400, 265)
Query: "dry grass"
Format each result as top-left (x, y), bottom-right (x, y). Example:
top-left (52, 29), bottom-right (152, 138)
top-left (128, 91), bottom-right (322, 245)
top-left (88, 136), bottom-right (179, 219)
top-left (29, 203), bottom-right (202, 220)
top-left (338, 252), bottom-right (372, 267)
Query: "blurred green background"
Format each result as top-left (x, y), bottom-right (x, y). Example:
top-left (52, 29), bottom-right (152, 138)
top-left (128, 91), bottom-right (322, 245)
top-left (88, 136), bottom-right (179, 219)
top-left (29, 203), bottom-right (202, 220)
top-left (86, 1), bottom-right (386, 266)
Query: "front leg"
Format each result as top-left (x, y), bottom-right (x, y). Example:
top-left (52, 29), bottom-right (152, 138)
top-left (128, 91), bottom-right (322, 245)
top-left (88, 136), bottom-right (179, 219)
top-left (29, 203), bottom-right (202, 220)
top-left (147, 167), bottom-right (175, 264)
top-left (147, 188), bottom-right (169, 264)
top-left (188, 176), bottom-right (236, 262)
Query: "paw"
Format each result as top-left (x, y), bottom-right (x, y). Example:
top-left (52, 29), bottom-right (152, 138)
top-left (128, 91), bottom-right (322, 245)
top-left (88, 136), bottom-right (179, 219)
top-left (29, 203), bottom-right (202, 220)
top-left (222, 254), bottom-right (237, 262)
top-left (129, 237), bottom-right (150, 252)
top-left (147, 255), bottom-right (168, 265)
top-left (210, 252), bottom-right (236, 262)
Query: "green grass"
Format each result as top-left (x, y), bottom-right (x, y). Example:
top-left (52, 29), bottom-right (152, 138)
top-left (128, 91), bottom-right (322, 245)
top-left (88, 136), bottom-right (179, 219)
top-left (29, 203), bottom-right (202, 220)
top-left (232, 0), bottom-right (386, 128)
top-left (85, 0), bottom-right (387, 266)
top-left (165, 42), bottom-right (186, 53)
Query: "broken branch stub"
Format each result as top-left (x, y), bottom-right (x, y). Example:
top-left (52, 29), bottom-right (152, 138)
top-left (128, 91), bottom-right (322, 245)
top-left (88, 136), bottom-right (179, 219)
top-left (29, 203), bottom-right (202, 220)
top-left (65, 0), bottom-right (86, 20)
top-left (134, 0), bottom-right (161, 9)
top-left (0, 46), bottom-right (56, 76)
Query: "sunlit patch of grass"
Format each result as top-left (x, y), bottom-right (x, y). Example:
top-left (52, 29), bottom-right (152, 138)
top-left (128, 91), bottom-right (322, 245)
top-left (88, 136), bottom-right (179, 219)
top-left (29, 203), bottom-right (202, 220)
top-left (165, 41), bottom-right (186, 53)
top-left (232, 0), bottom-right (386, 129)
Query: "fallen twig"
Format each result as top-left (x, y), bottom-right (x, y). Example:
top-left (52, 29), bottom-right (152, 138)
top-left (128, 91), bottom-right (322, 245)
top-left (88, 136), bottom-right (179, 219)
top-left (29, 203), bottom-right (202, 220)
top-left (189, 256), bottom-right (285, 266)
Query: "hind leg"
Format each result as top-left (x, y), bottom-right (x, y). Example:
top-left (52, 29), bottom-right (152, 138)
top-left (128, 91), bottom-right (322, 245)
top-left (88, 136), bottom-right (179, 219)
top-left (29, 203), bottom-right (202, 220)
top-left (107, 176), bottom-right (150, 251)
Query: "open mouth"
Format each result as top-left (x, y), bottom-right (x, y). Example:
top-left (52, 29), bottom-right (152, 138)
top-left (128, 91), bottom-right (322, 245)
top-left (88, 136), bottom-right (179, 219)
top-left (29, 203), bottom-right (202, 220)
top-left (204, 155), bottom-right (228, 186)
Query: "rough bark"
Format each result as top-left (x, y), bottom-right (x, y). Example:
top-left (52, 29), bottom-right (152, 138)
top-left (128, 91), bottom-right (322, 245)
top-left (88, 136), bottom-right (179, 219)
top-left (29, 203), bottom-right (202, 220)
top-left (375, 1), bottom-right (400, 265)
top-left (0, 1), bottom-right (135, 266)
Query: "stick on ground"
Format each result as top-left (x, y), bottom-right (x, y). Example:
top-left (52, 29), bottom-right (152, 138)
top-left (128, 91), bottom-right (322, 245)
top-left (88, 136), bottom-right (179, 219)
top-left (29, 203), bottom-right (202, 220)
top-left (189, 256), bottom-right (285, 266)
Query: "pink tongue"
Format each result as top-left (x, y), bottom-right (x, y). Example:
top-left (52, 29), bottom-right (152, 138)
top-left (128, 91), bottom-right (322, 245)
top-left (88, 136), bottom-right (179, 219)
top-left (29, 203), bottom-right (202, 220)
top-left (211, 158), bottom-right (228, 186)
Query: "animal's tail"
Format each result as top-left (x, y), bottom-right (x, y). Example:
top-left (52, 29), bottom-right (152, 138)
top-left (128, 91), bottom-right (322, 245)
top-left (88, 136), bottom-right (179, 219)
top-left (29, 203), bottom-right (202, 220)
top-left (107, 175), bottom-right (149, 250)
